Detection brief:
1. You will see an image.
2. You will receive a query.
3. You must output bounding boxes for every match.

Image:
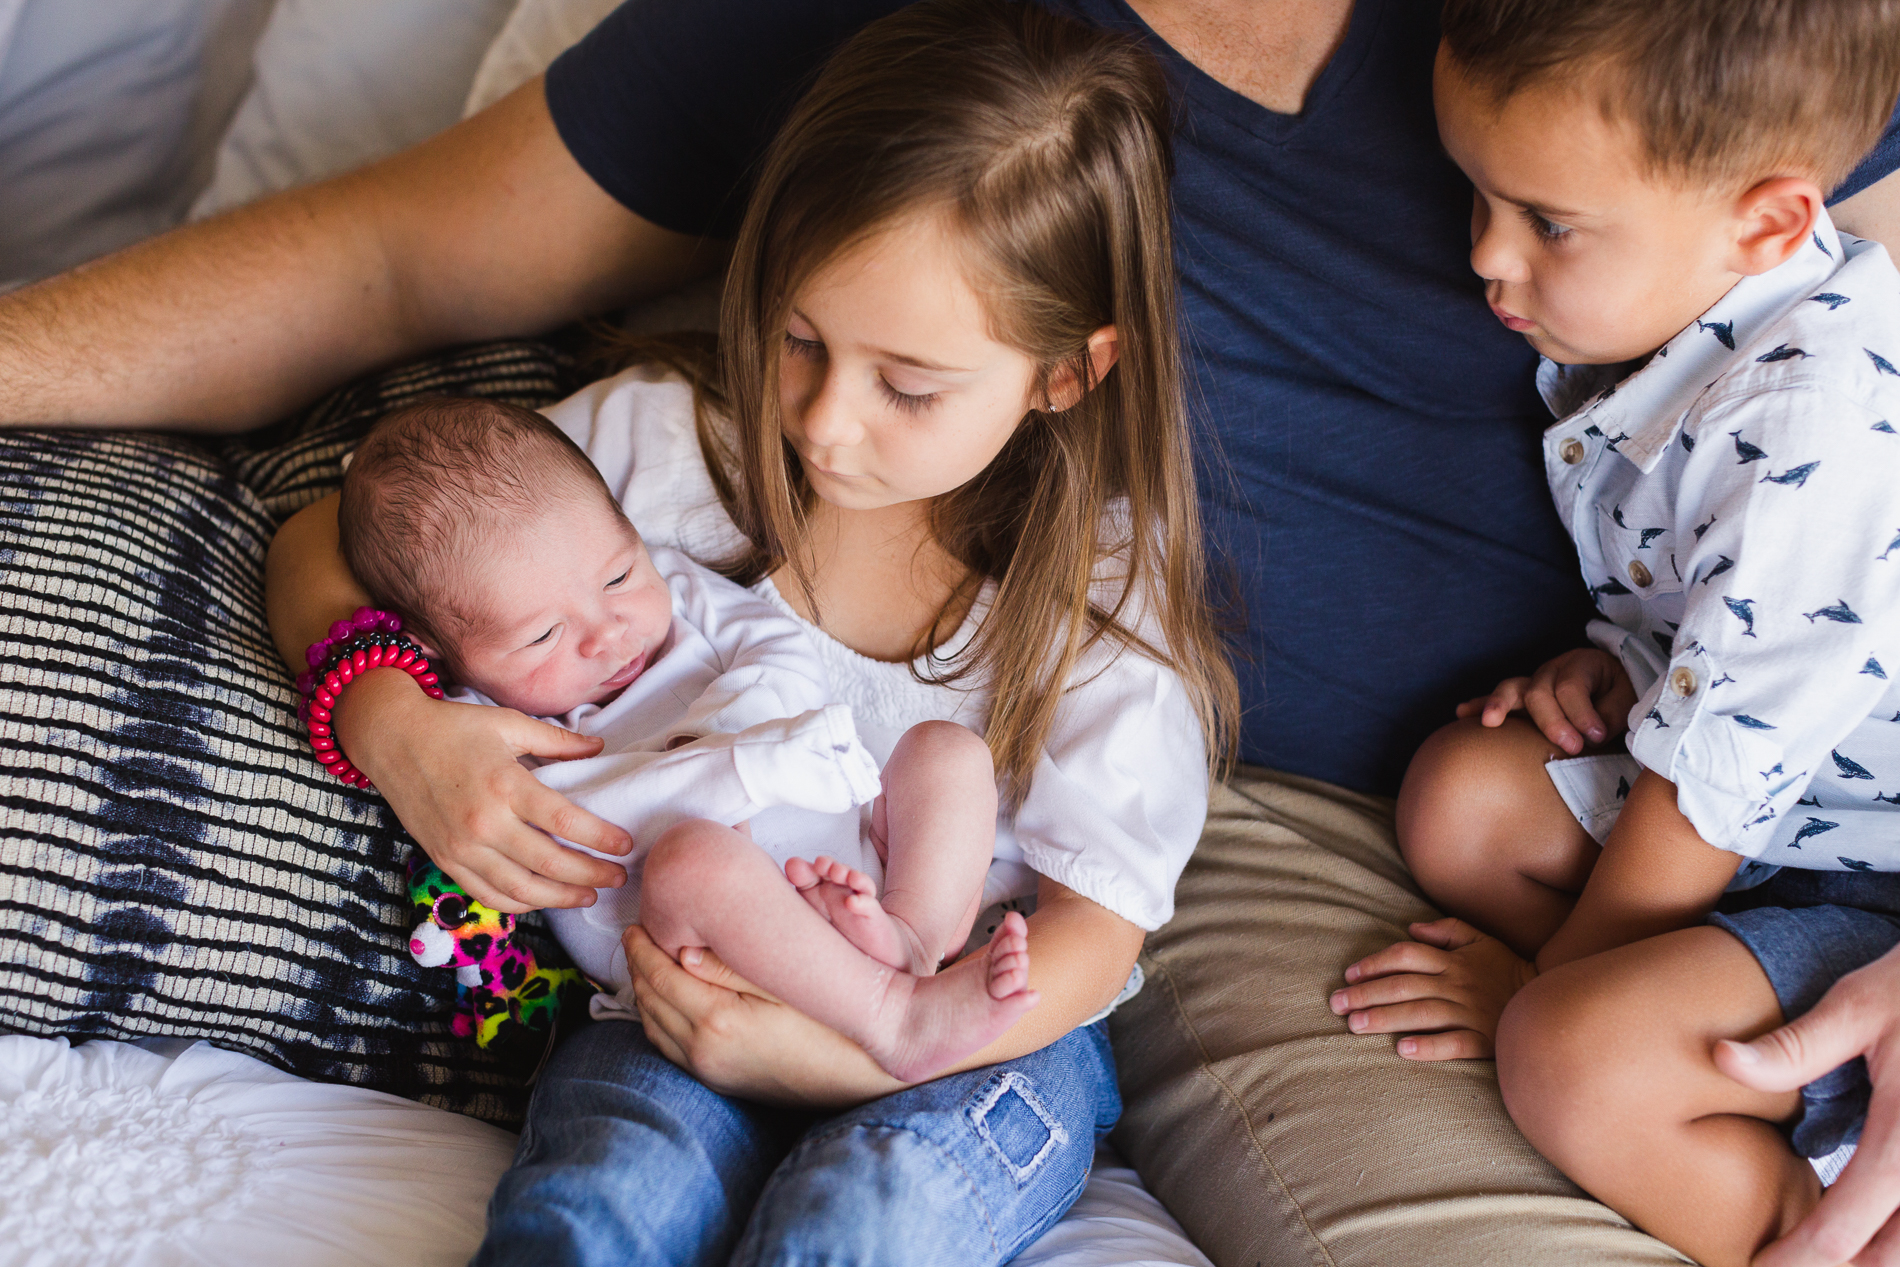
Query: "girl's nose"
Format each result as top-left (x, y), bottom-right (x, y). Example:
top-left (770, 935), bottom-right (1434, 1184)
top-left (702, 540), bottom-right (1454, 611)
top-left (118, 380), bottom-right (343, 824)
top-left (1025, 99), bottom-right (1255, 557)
top-left (798, 372), bottom-right (864, 449)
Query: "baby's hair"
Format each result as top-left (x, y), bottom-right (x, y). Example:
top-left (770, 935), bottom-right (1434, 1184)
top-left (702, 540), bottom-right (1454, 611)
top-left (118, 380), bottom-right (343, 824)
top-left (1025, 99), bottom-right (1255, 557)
top-left (338, 396), bottom-right (626, 667)
top-left (612, 0), bottom-right (1238, 803)
top-left (1440, 0), bottom-right (1900, 191)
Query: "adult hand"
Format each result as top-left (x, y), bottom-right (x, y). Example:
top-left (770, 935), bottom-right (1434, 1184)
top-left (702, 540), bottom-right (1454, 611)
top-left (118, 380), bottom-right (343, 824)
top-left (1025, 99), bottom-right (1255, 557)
top-left (623, 925), bottom-right (903, 1109)
top-left (338, 668), bottom-right (632, 912)
top-left (1455, 648), bottom-right (1635, 756)
top-left (1715, 943), bottom-right (1900, 1267)
top-left (1331, 917), bottom-right (1539, 1060)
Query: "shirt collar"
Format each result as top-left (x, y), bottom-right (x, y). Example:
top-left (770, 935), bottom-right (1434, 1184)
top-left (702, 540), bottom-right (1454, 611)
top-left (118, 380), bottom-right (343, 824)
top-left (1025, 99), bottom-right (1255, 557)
top-left (1536, 207), bottom-right (1845, 473)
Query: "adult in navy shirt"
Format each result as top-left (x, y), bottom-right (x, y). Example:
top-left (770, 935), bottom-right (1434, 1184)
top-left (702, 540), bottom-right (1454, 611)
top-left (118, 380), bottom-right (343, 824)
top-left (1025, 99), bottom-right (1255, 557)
top-left (3, 2), bottom-right (1899, 1263)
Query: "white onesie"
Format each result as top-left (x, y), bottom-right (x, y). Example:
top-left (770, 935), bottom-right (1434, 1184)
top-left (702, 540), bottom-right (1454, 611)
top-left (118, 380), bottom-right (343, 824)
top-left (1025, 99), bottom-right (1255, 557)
top-left (446, 544), bottom-right (884, 994)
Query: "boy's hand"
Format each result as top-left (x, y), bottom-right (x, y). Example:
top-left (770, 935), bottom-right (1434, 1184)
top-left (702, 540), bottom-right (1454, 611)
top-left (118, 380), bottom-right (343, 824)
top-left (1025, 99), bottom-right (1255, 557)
top-left (1331, 918), bottom-right (1538, 1060)
top-left (1455, 648), bottom-right (1636, 756)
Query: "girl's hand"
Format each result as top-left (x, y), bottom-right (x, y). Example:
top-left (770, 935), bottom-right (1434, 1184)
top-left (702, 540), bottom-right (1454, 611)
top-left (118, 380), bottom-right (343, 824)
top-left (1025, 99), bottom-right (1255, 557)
top-left (338, 668), bottom-right (633, 913)
top-left (1330, 917), bottom-right (1538, 1060)
top-left (1454, 648), bottom-right (1636, 756)
top-left (623, 925), bottom-right (904, 1109)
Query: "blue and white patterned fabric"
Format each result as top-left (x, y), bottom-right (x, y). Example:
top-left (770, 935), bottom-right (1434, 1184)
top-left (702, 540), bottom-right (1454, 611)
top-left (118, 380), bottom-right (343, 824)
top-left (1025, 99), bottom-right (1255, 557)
top-left (1540, 210), bottom-right (1900, 873)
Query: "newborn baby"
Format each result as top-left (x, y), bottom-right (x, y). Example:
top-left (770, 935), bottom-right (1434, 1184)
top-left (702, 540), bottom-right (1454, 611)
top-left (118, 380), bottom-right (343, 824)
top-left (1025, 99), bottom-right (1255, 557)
top-left (338, 397), bottom-right (1036, 1081)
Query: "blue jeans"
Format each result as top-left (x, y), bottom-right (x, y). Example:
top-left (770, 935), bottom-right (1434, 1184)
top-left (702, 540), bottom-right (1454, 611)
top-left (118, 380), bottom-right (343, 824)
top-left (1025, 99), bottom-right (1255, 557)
top-left (473, 1017), bottom-right (1121, 1267)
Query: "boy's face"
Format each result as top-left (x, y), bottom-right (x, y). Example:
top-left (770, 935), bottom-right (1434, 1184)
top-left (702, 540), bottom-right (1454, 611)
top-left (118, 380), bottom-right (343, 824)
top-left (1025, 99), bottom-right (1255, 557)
top-left (1433, 48), bottom-right (1751, 366)
top-left (449, 492), bottom-right (674, 717)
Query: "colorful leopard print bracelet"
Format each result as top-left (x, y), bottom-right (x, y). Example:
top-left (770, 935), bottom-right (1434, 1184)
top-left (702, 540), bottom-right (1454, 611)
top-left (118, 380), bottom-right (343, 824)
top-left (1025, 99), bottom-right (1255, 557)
top-left (296, 606), bottom-right (444, 789)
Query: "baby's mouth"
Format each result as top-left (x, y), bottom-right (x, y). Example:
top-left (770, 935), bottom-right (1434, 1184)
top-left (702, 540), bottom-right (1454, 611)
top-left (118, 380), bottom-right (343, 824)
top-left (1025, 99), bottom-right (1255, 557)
top-left (601, 649), bottom-right (648, 691)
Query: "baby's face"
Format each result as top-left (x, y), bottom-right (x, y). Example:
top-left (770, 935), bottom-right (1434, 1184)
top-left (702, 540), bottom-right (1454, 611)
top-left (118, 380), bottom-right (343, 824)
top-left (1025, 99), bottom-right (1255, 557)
top-left (1434, 46), bottom-right (1760, 366)
top-left (450, 493), bottom-right (674, 717)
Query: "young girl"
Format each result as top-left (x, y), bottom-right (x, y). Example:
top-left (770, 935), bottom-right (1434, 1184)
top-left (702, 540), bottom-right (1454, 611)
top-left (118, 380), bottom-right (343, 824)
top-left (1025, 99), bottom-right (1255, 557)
top-left (265, 1), bottom-right (1235, 1261)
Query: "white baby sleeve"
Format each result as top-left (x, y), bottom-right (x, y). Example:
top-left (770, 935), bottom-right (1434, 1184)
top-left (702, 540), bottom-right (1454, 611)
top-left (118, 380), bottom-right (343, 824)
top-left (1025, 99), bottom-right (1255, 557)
top-left (652, 548), bottom-right (839, 744)
top-left (535, 703), bottom-right (881, 854)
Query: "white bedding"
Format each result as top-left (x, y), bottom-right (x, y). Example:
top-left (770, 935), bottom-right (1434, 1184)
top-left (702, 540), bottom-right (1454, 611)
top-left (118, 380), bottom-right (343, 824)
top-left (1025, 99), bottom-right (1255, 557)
top-left (0, 1035), bottom-right (1210, 1267)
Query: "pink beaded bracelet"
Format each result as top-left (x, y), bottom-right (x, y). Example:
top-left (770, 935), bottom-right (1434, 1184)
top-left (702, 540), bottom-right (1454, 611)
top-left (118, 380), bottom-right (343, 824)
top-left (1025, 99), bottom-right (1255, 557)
top-left (297, 606), bottom-right (446, 790)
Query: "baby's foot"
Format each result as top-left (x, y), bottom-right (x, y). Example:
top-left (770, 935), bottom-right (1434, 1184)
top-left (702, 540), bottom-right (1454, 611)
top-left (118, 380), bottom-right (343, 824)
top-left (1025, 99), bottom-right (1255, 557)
top-left (868, 913), bottom-right (1038, 1083)
top-left (786, 856), bottom-right (931, 974)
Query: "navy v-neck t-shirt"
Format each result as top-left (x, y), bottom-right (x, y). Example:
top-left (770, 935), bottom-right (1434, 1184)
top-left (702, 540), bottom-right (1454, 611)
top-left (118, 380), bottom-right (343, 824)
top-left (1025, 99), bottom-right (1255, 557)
top-left (546, 0), bottom-right (1900, 795)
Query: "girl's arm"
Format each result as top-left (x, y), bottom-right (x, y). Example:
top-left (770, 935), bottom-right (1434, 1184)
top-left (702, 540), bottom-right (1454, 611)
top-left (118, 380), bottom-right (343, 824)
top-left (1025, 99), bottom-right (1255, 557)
top-left (624, 875), bottom-right (1143, 1108)
top-left (266, 494), bottom-right (635, 911)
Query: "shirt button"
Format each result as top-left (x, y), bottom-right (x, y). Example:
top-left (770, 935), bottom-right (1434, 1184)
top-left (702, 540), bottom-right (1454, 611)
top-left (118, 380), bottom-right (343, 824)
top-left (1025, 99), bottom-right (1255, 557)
top-left (1670, 666), bottom-right (1697, 697)
top-left (1628, 560), bottom-right (1653, 588)
top-left (1559, 438), bottom-right (1586, 465)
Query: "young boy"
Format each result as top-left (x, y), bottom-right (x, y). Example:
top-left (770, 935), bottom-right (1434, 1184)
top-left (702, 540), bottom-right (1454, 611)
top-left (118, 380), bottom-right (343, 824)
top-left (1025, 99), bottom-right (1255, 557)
top-left (1326, 3), bottom-right (1900, 1262)
top-left (338, 397), bottom-right (1037, 1082)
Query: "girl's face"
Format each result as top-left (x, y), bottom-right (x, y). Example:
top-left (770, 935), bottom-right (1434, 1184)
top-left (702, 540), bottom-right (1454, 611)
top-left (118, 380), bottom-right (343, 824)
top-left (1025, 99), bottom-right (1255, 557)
top-left (777, 212), bottom-right (1043, 512)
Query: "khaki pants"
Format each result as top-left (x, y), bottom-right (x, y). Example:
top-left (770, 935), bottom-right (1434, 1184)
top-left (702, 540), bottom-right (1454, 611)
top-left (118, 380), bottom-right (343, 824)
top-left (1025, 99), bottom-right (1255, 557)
top-left (1112, 767), bottom-right (1687, 1266)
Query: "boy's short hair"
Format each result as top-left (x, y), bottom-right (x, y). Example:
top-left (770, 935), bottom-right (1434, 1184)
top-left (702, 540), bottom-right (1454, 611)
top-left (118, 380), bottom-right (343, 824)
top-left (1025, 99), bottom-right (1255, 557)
top-left (1439, 0), bottom-right (1900, 191)
top-left (338, 396), bottom-right (626, 664)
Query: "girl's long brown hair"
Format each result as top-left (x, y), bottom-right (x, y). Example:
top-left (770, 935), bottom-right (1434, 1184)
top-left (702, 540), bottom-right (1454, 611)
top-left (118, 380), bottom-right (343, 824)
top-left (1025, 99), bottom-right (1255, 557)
top-left (610, 0), bottom-right (1236, 803)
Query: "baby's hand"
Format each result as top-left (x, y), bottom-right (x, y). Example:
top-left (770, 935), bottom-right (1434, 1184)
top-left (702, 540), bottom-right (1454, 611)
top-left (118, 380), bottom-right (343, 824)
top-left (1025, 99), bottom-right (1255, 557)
top-left (1330, 918), bottom-right (1537, 1060)
top-left (1454, 648), bottom-right (1635, 755)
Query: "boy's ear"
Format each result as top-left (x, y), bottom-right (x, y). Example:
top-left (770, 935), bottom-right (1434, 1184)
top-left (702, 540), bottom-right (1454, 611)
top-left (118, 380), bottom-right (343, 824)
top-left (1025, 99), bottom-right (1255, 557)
top-left (1727, 176), bottom-right (1825, 277)
top-left (1043, 325), bottom-right (1121, 413)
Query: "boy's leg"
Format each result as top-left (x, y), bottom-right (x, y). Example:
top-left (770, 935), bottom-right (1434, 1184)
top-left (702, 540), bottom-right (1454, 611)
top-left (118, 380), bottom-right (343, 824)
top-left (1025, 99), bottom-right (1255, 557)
top-left (1496, 926), bottom-right (1816, 1267)
top-left (474, 1019), bottom-right (803, 1267)
top-left (788, 720), bottom-right (998, 973)
top-left (1398, 716), bottom-right (1603, 956)
top-left (732, 1019), bottom-right (1120, 1267)
top-left (641, 818), bottom-right (1036, 1082)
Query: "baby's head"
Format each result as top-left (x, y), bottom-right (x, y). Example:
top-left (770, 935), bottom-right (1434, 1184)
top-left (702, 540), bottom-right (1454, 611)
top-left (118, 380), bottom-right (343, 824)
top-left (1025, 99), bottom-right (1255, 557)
top-left (1437, 0), bottom-right (1900, 364)
top-left (339, 398), bottom-right (673, 717)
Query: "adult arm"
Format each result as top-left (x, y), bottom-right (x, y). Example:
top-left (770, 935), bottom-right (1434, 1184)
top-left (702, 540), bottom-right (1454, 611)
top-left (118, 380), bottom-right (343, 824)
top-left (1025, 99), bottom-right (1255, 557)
top-left (0, 79), bottom-right (721, 432)
top-left (1717, 941), bottom-right (1900, 1267)
top-left (625, 875), bottom-right (1145, 1109)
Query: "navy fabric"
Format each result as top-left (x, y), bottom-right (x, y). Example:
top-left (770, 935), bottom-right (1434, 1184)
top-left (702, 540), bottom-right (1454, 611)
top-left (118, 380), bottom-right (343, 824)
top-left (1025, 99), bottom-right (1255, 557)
top-left (1712, 869), bottom-right (1900, 1157)
top-left (545, 0), bottom-right (1900, 795)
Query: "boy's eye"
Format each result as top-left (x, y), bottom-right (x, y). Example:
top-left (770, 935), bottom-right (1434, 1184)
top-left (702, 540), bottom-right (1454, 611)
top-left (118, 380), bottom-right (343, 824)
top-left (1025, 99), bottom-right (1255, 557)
top-left (784, 332), bottom-right (824, 359)
top-left (878, 378), bottom-right (939, 414)
top-left (527, 627), bottom-right (555, 647)
top-left (1520, 206), bottom-right (1573, 243)
top-left (606, 568), bottom-right (631, 589)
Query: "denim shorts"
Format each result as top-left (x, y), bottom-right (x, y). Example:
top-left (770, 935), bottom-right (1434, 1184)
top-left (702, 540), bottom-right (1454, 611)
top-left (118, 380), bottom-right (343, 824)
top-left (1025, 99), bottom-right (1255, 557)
top-left (1547, 754), bottom-right (1900, 1158)
top-left (1711, 867), bottom-right (1900, 1158)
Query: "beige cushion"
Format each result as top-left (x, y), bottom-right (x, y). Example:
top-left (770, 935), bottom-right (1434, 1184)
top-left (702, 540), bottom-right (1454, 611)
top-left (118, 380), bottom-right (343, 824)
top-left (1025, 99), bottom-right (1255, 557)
top-left (1112, 766), bottom-right (1688, 1266)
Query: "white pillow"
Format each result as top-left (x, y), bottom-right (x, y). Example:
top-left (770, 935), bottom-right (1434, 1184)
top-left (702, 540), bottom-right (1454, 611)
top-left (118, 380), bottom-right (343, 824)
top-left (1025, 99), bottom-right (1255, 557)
top-left (462, 0), bottom-right (623, 118)
top-left (0, 0), bottom-right (268, 286)
top-left (189, 0), bottom-right (516, 221)
top-left (0, 1036), bottom-right (516, 1267)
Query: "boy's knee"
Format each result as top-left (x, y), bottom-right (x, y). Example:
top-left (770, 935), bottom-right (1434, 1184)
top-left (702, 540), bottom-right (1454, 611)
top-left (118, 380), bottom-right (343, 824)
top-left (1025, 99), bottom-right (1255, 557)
top-left (1397, 716), bottom-right (1562, 884)
top-left (1497, 967), bottom-right (1634, 1165)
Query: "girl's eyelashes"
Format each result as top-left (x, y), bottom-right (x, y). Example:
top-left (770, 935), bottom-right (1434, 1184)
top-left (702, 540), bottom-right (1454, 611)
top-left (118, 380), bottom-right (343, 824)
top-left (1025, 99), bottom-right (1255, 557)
top-left (784, 331), bottom-right (824, 359)
top-left (878, 377), bottom-right (939, 414)
top-left (1519, 205), bottom-right (1573, 243)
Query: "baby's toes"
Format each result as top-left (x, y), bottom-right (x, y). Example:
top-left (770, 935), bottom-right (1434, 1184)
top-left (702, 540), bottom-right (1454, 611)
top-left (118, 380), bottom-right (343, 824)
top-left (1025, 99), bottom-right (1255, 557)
top-left (785, 857), bottom-right (820, 890)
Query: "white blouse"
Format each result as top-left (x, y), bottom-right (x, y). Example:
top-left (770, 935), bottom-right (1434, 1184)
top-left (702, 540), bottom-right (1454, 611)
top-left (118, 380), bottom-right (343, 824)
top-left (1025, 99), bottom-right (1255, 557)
top-left (544, 366), bottom-right (1211, 932)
